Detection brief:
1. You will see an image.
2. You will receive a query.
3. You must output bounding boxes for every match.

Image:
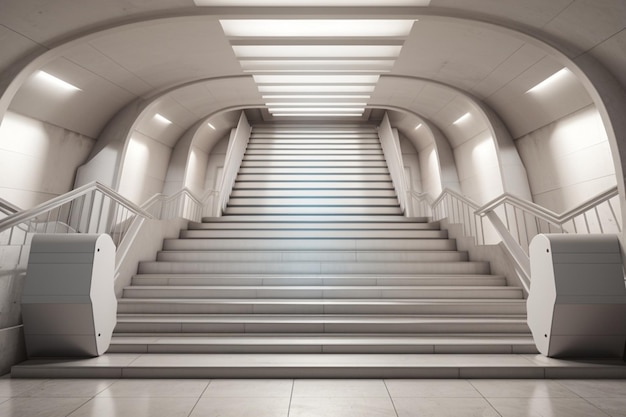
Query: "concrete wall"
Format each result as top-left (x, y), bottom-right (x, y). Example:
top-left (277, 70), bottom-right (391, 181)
top-left (515, 104), bottom-right (615, 213)
top-left (399, 134), bottom-right (423, 194)
top-left (0, 111), bottom-right (95, 208)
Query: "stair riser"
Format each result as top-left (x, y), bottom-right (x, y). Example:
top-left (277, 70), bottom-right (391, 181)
top-left (137, 261), bottom-right (489, 275)
top-left (202, 216), bottom-right (430, 223)
top-left (229, 190), bottom-right (397, 198)
top-left (123, 288), bottom-right (522, 299)
top-left (163, 238), bottom-right (454, 251)
top-left (181, 230), bottom-right (443, 239)
top-left (241, 160), bottom-right (388, 167)
top-left (116, 302), bottom-right (527, 315)
top-left (233, 182), bottom-right (393, 189)
top-left (226, 197), bottom-right (400, 207)
top-left (243, 155), bottom-right (385, 161)
top-left (245, 149), bottom-right (384, 155)
top-left (238, 167), bottom-right (390, 174)
top-left (187, 222), bottom-right (438, 230)
top-left (234, 174), bottom-right (392, 182)
top-left (246, 144), bottom-right (382, 150)
top-left (114, 322), bottom-right (530, 334)
top-left (131, 276), bottom-right (506, 287)
top-left (155, 251), bottom-right (468, 263)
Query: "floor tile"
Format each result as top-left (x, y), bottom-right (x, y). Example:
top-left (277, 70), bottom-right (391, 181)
top-left (293, 379), bottom-right (389, 397)
top-left (203, 379), bottom-right (293, 397)
top-left (289, 396), bottom-right (397, 417)
top-left (0, 378), bottom-right (47, 397)
top-left (97, 379), bottom-right (209, 397)
top-left (17, 379), bottom-right (117, 397)
top-left (586, 397), bottom-right (626, 417)
top-left (68, 397), bottom-right (198, 417)
top-left (392, 397), bottom-right (500, 417)
top-left (190, 397), bottom-right (290, 417)
top-left (0, 397), bottom-right (90, 417)
top-left (488, 397), bottom-right (610, 417)
top-left (470, 379), bottom-right (578, 398)
top-left (558, 380), bottom-right (626, 398)
top-left (385, 379), bottom-right (481, 398)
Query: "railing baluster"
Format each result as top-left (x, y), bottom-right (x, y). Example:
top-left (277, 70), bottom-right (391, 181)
top-left (595, 206), bottom-right (604, 233)
top-left (607, 199), bottom-right (621, 232)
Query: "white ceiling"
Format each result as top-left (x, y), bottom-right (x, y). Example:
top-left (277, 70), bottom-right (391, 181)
top-left (0, 1), bottom-right (623, 145)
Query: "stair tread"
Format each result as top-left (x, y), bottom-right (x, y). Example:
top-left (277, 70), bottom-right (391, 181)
top-left (118, 298), bottom-right (526, 304)
top-left (124, 285), bottom-right (518, 290)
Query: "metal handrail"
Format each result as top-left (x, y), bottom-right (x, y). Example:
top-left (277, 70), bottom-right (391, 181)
top-left (0, 198), bottom-right (20, 216)
top-left (0, 181), bottom-right (152, 233)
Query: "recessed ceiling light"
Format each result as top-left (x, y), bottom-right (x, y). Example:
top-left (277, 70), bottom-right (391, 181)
top-left (197, 0), bottom-right (430, 5)
top-left (258, 85), bottom-right (376, 93)
top-left (154, 113), bottom-right (172, 124)
top-left (272, 113), bottom-right (364, 117)
top-left (220, 19), bottom-right (416, 37)
top-left (268, 107), bottom-right (365, 112)
top-left (254, 75), bottom-right (379, 84)
top-left (414, 123), bottom-right (423, 130)
top-left (240, 60), bottom-right (395, 72)
top-left (207, 122), bottom-right (216, 130)
top-left (453, 113), bottom-right (471, 125)
top-left (262, 94), bottom-right (371, 99)
top-left (265, 102), bottom-right (368, 106)
top-left (526, 68), bottom-right (571, 94)
top-left (35, 71), bottom-right (81, 91)
top-left (232, 45), bottom-right (403, 58)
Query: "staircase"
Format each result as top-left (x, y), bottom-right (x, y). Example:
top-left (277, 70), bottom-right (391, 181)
top-left (110, 125), bottom-right (536, 355)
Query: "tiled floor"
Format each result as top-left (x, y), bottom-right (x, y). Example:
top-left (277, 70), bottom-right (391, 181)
top-left (1, 377), bottom-right (626, 416)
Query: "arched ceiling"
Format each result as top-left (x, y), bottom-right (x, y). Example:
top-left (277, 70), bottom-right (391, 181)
top-left (0, 1), bottom-right (624, 143)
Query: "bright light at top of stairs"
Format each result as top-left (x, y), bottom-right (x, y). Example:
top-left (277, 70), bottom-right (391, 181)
top-left (232, 45), bottom-right (403, 58)
top-left (202, 0), bottom-right (430, 6)
top-left (220, 19), bottom-right (416, 37)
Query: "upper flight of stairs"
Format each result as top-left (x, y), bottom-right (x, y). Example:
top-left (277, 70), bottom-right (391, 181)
top-left (110, 124), bottom-right (536, 355)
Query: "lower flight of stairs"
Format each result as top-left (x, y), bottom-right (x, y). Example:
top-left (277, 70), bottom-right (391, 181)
top-left (110, 125), bottom-right (536, 355)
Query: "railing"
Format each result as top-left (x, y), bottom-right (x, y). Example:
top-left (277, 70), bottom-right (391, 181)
top-left (406, 190), bottom-right (433, 218)
top-left (0, 182), bottom-right (152, 248)
top-left (0, 198), bottom-right (20, 217)
top-left (379, 113), bottom-right (409, 214)
top-left (431, 185), bottom-right (622, 292)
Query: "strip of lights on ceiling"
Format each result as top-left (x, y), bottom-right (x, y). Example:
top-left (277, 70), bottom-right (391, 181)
top-left (272, 113), bottom-right (365, 117)
top-left (35, 71), bottom-right (81, 91)
top-left (453, 112), bottom-right (471, 125)
top-left (207, 122), bottom-right (216, 130)
top-left (526, 68), bottom-right (570, 94)
top-left (221, 18), bottom-right (415, 118)
top-left (153, 113), bottom-right (172, 125)
top-left (198, 1), bottom-right (430, 6)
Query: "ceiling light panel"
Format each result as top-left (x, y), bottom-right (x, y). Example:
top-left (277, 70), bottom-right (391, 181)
top-left (220, 19), bottom-right (415, 38)
top-left (262, 95), bottom-right (371, 99)
top-left (265, 102), bottom-right (368, 106)
top-left (254, 75), bottom-right (379, 84)
top-left (232, 45), bottom-right (402, 58)
top-left (268, 107), bottom-right (365, 112)
top-left (526, 68), bottom-right (571, 94)
top-left (272, 113), bottom-right (364, 117)
top-left (35, 71), bottom-right (81, 91)
top-left (240, 60), bottom-right (395, 72)
top-left (258, 85), bottom-right (376, 93)
top-left (198, 0), bottom-right (430, 5)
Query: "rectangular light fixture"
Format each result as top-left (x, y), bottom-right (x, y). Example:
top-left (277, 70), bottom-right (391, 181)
top-left (198, 0), bottom-right (431, 6)
top-left (265, 102), bottom-right (368, 106)
top-left (262, 94), bottom-right (371, 99)
top-left (272, 113), bottom-right (364, 117)
top-left (526, 68), bottom-right (571, 94)
top-left (35, 71), bottom-right (81, 91)
top-left (154, 113), bottom-right (172, 124)
top-left (232, 45), bottom-right (403, 58)
top-left (258, 85), bottom-right (376, 93)
top-left (254, 75), bottom-right (379, 84)
top-left (268, 107), bottom-right (365, 112)
top-left (414, 123), bottom-right (423, 130)
top-left (240, 59), bottom-right (395, 72)
top-left (220, 19), bottom-right (416, 38)
top-left (453, 112), bottom-right (471, 125)
top-left (207, 122), bottom-right (216, 130)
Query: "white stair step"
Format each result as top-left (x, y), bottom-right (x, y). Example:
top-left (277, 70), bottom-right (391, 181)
top-left (180, 229), bottom-right (444, 239)
top-left (116, 298), bottom-right (528, 315)
top-left (163, 238), bottom-right (454, 251)
top-left (230, 189), bottom-right (397, 198)
top-left (222, 207), bottom-right (403, 215)
top-left (188, 221), bottom-right (437, 230)
top-left (243, 154), bottom-right (385, 161)
top-left (201, 215), bottom-right (428, 222)
top-left (131, 274), bottom-right (506, 287)
top-left (234, 174), bottom-right (391, 182)
top-left (248, 139), bottom-right (381, 145)
top-left (233, 181), bottom-right (393, 189)
top-left (238, 167), bottom-right (390, 174)
top-left (226, 197), bottom-right (400, 207)
top-left (246, 143), bottom-right (381, 150)
top-left (107, 334), bottom-right (538, 354)
top-left (122, 285), bottom-right (523, 300)
top-left (137, 260), bottom-right (489, 275)
top-left (245, 149), bottom-right (383, 155)
top-left (113, 315), bottom-right (530, 334)
top-left (241, 160), bottom-right (388, 167)
top-left (155, 250), bottom-right (468, 263)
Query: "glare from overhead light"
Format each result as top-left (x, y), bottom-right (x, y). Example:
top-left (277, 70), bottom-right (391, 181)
top-left (526, 68), bottom-right (571, 94)
top-left (258, 85), bottom-right (376, 93)
top-left (154, 114), bottom-right (172, 124)
top-left (266, 102), bottom-right (367, 106)
top-left (240, 60), bottom-right (395, 72)
top-left (453, 113), bottom-right (471, 125)
top-left (272, 113), bottom-right (364, 117)
top-left (232, 45), bottom-right (403, 58)
top-left (414, 123), bottom-right (423, 130)
top-left (207, 122), bottom-right (216, 130)
top-left (254, 75), bottom-right (379, 84)
top-left (268, 107), bottom-right (365, 112)
top-left (220, 19), bottom-right (416, 37)
top-left (198, 0), bottom-right (430, 5)
top-left (262, 94), bottom-right (371, 99)
top-left (35, 71), bottom-right (81, 91)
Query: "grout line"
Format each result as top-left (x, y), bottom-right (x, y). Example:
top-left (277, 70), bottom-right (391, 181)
top-left (287, 378), bottom-right (295, 417)
top-left (186, 379), bottom-right (212, 417)
top-left (382, 379), bottom-right (400, 417)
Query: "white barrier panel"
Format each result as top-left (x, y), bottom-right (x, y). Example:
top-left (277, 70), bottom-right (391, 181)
top-left (528, 234), bottom-right (626, 357)
top-left (22, 234), bottom-right (117, 357)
